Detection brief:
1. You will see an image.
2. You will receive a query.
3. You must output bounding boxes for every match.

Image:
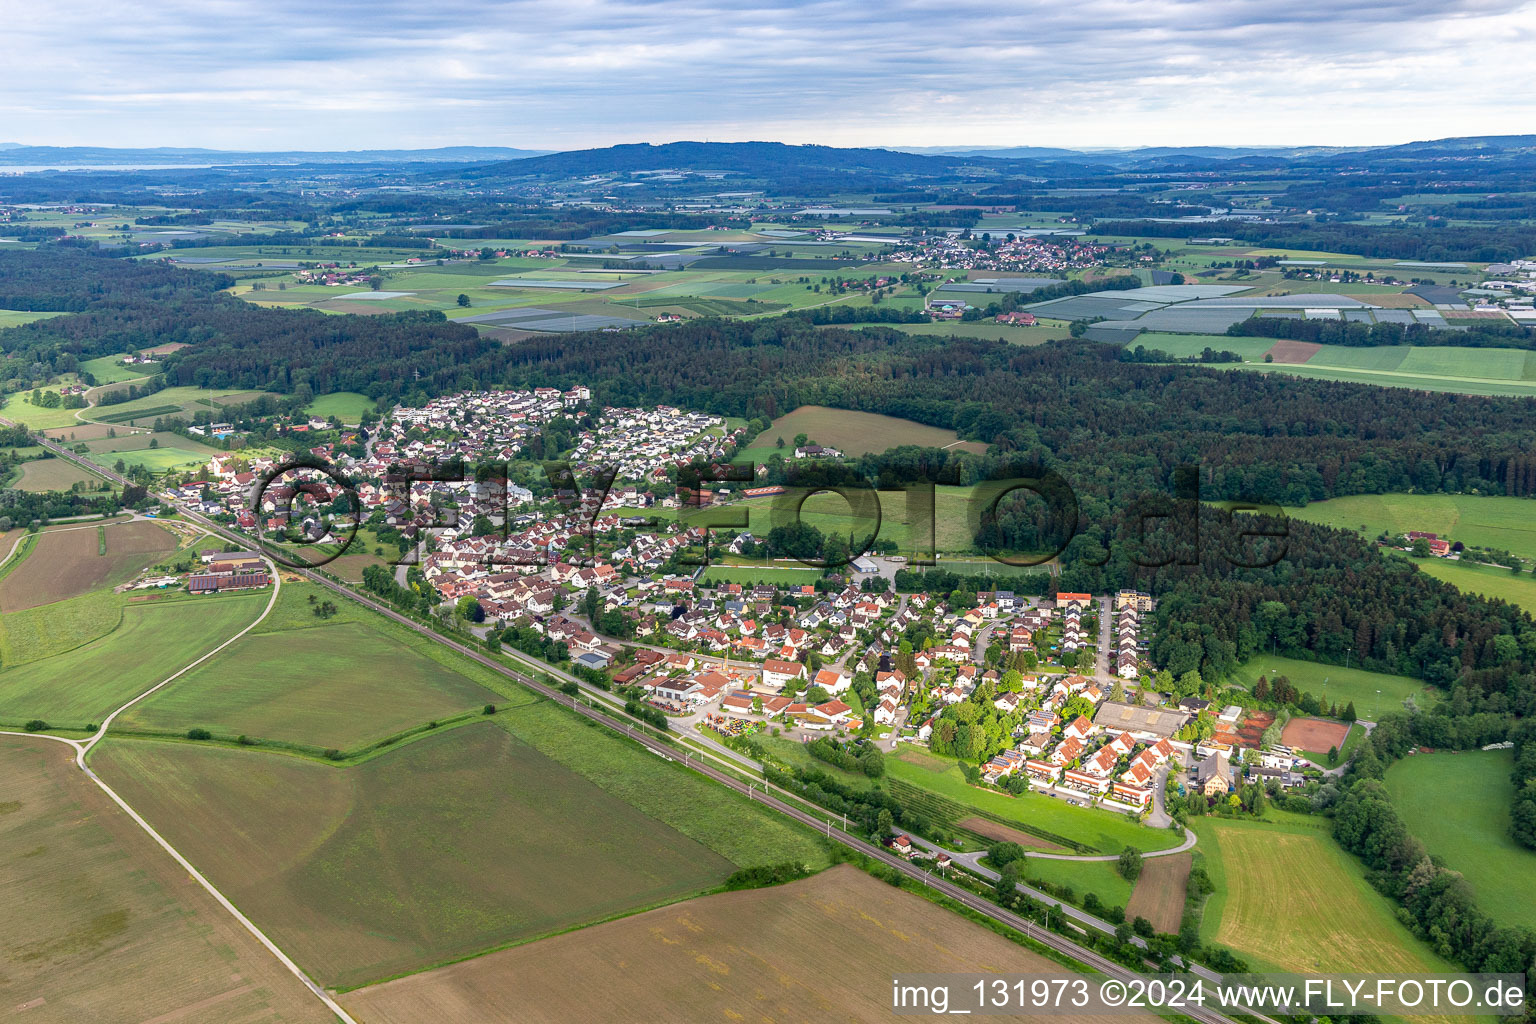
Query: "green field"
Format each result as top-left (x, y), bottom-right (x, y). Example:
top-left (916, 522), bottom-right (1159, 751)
top-left (0, 591), bottom-right (267, 728)
top-left (886, 748), bottom-right (1181, 855)
top-left (1229, 655), bottom-right (1433, 721)
top-left (79, 354), bottom-right (156, 384)
top-left (0, 308), bottom-right (66, 328)
top-left (736, 405), bottom-right (986, 464)
top-left (0, 391), bottom-right (88, 429)
top-left (1287, 493), bottom-right (1536, 560)
top-left (1417, 558), bottom-right (1536, 614)
top-left (119, 616), bottom-right (506, 749)
top-left (1193, 812), bottom-right (1456, 975)
top-left (720, 483), bottom-right (989, 556)
top-left (1385, 750), bottom-right (1536, 930)
top-left (92, 716), bottom-right (820, 990)
top-left (105, 446), bottom-right (213, 474)
top-left (82, 385), bottom-right (269, 427)
top-left (1133, 333), bottom-right (1277, 361)
top-left (699, 564), bottom-right (826, 585)
top-left (868, 321), bottom-right (1073, 346)
top-left (1020, 857), bottom-right (1134, 911)
top-left (1239, 355), bottom-right (1536, 398)
top-left (304, 391), bottom-right (376, 423)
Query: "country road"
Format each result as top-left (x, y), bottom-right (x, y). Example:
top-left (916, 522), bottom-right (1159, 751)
top-left (21, 430), bottom-right (1277, 1024)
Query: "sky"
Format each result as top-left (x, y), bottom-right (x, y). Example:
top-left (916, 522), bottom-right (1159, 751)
top-left (4, 0), bottom-right (1536, 152)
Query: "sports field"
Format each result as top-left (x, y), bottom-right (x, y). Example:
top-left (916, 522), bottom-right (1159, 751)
top-left (1229, 655), bottom-right (1432, 721)
top-left (120, 616), bottom-right (506, 749)
top-left (0, 519), bottom-right (176, 611)
top-left (340, 863), bottom-right (1157, 1024)
top-left (1193, 813), bottom-right (1454, 975)
top-left (1386, 750), bottom-right (1536, 930)
top-left (887, 747), bottom-right (1181, 854)
top-left (737, 405), bottom-right (986, 462)
top-left (92, 724), bottom-right (742, 990)
top-left (0, 591), bottom-right (267, 728)
top-left (0, 739), bottom-right (332, 1024)
top-left (1287, 493), bottom-right (1536, 561)
top-left (1125, 851), bottom-right (1190, 934)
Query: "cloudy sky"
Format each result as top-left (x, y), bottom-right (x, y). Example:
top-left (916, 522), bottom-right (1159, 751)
top-left (5, 0), bottom-right (1535, 151)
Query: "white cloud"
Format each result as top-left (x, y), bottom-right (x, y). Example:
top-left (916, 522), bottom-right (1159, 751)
top-left (0, 0), bottom-right (1532, 149)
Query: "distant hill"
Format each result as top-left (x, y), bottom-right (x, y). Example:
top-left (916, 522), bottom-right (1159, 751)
top-left (469, 141), bottom-right (1008, 179)
top-left (0, 145), bottom-right (548, 166)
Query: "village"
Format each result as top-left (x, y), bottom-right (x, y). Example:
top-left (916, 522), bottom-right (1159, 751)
top-left (140, 384), bottom-right (1328, 841)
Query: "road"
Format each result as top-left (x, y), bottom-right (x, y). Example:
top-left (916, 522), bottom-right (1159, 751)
top-left (29, 432), bottom-right (1270, 1024)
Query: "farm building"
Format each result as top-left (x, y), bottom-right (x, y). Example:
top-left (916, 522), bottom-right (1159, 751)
top-left (1093, 701), bottom-right (1186, 742)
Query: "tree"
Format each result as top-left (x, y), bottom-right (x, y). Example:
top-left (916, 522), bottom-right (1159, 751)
top-left (1342, 701), bottom-right (1358, 722)
top-left (1327, 745), bottom-right (1340, 765)
top-left (995, 860), bottom-right (1021, 902)
top-left (875, 808), bottom-right (895, 838)
top-left (456, 595), bottom-right (485, 623)
top-left (456, 293), bottom-right (471, 307)
top-left (1117, 847), bottom-right (1144, 882)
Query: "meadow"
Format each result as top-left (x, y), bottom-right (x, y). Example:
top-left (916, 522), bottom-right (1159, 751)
top-left (0, 308), bottom-right (66, 328)
top-left (82, 385), bottom-right (268, 428)
top-left (92, 725), bottom-right (742, 990)
top-left (1286, 493), bottom-right (1536, 561)
top-left (1020, 857), bottom-right (1133, 911)
top-left (0, 591), bottom-right (268, 728)
top-left (340, 863), bottom-right (1158, 1024)
top-left (78, 353), bottom-right (154, 384)
top-left (737, 405), bottom-right (986, 462)
top-left (887, 747), bottom-right (1182, 855)
top-left (1386, 750), bottom-right (1536, 930)
top-left (1239, 355), bottom-right (1536, 398)
top-left (1416, 558), bottom-right (1536, 614)
top-left (1193, 812), bottom-right (1454, 975)
top-left (1228, 655), bottom-right (1433, 721)
top-left (0, 740), bottom-right (333, 1024)
top-left (0, 519), bottom-right (176, 611)
top-left (304, 391), bottom-right (376, 422)
top-left (723, 482), bottom-right (992, 556)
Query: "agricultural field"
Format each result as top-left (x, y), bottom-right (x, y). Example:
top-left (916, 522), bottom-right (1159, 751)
top-left (91, 724), bottom-right (745, 990)
top-left (1193, 813), bottom-right (1455, 975)
top-left (1238, 348), bottom-right (1536, 398)
top-left (0, 519), bottom-right (177, 611)
top-left (1125, 852), bottom-right (1191, 934)
top-left (0, 740), bottom-right (333, 1024)
top-left (1133, 333), bottom-right (1277, 361)
top-left (1228, 655), bottom-right (1433, 721)
top-left (870, 320), bottom-right (1073, 346)
top-left (887, 747), bottom-right (1182, 855)
top-left (698, 564), bottom-right (825, 586)
top-left (0, 590), bottom-right (268, 728)
top-left (0, 390), bottom-right (90, 429)
top-left (12, 456), bottom-right (109, 492)
top-left (119, 610), bottom-right (507, 750)
top-left (1385, 750), bottom-right (1536, 930)
top-left (340, 863), bottom-right (1156, 1024)
top-left (737, 405), bottom-right (986, 463)
top-left (83, 385), bottom-right (268, 428)
top-left (1286, 493), bottom-right (1536, 561)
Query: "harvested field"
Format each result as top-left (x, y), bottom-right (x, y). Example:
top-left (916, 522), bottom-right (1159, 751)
top-left (1126, 852), bottom-right (1191, 934)
top-left (340, 864), bottom-right (1157, 1024)
top-left (1280, 716), bottom-right (1350, 752)
top-left (13, 458), bottom-right (104, 492)
top-left (93, 724), bottom-right (739, 990)
top-left (1263, 339), bottom-right (1322, 363)
top-left (0, 520), bottom-right (175, 612)
top-left (961, 815), bottom-right (1066, 850)
top-left (0, 739), bottom-right (332, 1024)
top-left (1353, 292), bottom-right (1428, 307)
top-left (42, 422), bottom-right (127, 441)
top-left (739, 405), bottom-right (979, 460)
